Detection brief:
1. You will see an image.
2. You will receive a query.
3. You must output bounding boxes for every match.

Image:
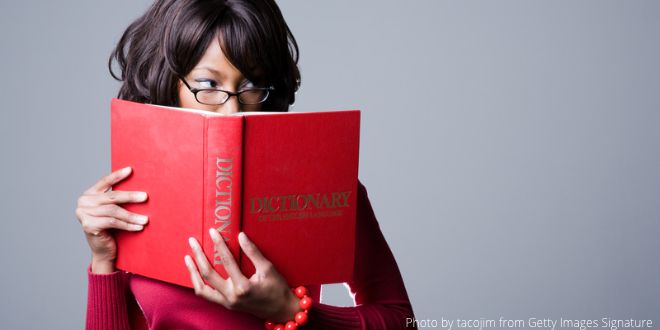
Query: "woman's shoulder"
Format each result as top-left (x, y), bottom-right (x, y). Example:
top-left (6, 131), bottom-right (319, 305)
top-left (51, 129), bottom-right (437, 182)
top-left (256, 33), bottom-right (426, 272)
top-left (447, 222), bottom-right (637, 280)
top-left (356, 179), bottom-right (368, 197)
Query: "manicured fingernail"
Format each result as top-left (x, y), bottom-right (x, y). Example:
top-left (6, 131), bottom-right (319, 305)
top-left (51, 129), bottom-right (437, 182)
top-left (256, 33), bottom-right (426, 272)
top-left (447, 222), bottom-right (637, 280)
top-left (135, 192), bottom-right (148, 201)
top-left (238, 232), bottom-right (247, 245)
top-left (131, 224), bottom-right (143, 231)
top-left (209, 228), bottom-right (220, 242)
top-left (135, 215), bottom-right (148, 224)
top-left (188, 237), bottom-right (197, 249)
top-left (122, 166), bottom-right (132, 175)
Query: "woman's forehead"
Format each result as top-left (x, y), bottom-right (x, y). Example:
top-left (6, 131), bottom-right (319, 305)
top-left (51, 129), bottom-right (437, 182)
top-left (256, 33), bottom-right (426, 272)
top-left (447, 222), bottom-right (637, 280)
top-left (191, 38), bottom-right (244, 81)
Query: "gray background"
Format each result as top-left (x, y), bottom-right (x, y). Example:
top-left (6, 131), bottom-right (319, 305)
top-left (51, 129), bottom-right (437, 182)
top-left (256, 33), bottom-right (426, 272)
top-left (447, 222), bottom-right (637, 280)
top-left (1, 0), bottom-right (658, 329)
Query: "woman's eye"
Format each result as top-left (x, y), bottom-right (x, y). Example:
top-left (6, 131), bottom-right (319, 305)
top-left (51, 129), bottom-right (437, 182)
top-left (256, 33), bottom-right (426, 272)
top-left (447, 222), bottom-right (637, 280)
top-left (196, 79), bottom-right (217, 89)
top-left (240, 80), bottom-right (256, 90)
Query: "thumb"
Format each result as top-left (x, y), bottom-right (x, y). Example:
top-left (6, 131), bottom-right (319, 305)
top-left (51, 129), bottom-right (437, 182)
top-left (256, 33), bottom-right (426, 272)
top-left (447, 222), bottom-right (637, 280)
top-left (238, 232), bottom-right (271, 272)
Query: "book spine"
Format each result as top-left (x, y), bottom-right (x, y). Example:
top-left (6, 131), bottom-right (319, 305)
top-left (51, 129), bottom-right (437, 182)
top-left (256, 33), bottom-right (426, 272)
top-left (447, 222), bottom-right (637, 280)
top-left (203, 116), bottom-right (244, 279)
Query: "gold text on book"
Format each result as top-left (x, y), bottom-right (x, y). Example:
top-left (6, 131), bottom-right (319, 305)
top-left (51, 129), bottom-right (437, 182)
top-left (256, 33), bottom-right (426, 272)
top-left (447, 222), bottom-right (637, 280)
top-left (213, 157), bottom-right (232, 266)
top-left (250, 191), bottom-right (351, 221)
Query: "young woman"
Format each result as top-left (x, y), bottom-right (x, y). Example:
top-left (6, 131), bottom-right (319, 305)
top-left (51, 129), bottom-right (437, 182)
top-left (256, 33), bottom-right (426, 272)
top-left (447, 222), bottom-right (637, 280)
top-left (76, 1), bottom-right (415, 329)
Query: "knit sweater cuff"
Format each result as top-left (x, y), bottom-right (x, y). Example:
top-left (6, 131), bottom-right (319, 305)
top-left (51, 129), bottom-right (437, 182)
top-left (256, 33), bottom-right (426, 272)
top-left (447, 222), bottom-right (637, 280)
top-left (305, 303), bottom-right (363, 329)
top-left (86, 265), bottom-right (130, 330)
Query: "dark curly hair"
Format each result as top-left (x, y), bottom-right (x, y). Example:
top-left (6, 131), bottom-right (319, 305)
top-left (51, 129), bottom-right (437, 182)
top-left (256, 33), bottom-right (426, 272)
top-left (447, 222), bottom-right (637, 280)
top-left (109, 0), bottom-right (300, 112)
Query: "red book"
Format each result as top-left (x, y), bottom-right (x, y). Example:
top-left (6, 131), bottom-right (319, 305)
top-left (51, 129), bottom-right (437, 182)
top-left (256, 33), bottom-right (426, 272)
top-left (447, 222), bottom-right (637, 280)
top-left (111, 98), bottom-right (360, 288)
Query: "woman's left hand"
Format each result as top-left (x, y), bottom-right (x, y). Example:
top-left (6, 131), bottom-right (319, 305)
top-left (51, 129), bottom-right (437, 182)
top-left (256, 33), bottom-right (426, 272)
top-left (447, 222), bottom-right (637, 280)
top-left (184, 229), bottom-right (300, 323)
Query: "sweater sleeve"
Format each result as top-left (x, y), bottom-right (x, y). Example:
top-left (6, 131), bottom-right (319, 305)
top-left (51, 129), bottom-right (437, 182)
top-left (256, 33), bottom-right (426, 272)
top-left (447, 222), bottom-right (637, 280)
top-left (305, 181), bottom-right (417, 330)
top-left (86, 265), bottom-right (132, 330)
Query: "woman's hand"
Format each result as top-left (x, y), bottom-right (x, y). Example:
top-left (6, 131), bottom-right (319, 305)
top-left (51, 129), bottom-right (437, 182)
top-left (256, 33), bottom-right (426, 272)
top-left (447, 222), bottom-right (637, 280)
top-left (185, 229), bottom-right (300, 323)
top-left (75, 167), bottom-right (149, 273)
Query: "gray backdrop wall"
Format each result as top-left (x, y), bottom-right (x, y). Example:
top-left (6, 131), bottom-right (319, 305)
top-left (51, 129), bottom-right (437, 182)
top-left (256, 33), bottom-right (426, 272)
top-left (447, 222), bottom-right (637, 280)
top-left (1, 1), bottom-right (658, 329)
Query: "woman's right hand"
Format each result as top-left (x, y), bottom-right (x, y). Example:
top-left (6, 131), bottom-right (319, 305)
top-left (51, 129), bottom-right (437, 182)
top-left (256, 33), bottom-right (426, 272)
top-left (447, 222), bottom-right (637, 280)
top-left (75, 166), bottom-right (149, 273)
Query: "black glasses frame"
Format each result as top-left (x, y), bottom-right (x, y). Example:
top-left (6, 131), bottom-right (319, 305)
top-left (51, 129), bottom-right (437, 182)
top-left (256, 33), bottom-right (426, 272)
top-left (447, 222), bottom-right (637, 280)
top-left (179, 77), bottom-right (275, 105)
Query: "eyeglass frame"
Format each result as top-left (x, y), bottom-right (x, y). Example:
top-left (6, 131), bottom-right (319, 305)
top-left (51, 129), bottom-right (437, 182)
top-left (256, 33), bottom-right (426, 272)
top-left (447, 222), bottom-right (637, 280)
top-left (179, 76), bottom-right (275, 105)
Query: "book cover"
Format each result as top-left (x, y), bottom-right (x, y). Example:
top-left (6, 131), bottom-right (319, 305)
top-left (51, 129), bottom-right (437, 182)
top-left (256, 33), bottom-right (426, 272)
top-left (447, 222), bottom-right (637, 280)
top-left (111, 98), bottom-right (360, 288)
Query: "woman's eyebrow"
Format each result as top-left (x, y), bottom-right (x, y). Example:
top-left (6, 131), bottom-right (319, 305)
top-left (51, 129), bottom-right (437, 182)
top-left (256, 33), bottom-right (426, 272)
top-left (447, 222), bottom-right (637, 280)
top-left (191, 66), bottom-right (224, 77)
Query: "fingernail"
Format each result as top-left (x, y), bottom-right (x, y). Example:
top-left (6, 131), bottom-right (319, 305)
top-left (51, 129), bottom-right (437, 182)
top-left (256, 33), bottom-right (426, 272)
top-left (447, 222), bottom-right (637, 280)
top-left (122, 166), bottom-right (132, 175)
top-left (184, 255), bottom-right (192, 267)
top-left (135, 215), bottom-right (148, 225)
top-left (131, 224), bottom-right (143, 231)
top-left (238, 232), bottom-right (247, 245)
top-left (188, 237), bottom-right (197, 249)
top-left (136, 192), bottom-right (148, 201)
top-left (209, 228), bottom-right (220, 242)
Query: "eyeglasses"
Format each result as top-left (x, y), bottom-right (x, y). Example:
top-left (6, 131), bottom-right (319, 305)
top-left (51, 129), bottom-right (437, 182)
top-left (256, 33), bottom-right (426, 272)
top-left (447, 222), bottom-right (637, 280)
top-left (179, 78), bottom-right (274, 105)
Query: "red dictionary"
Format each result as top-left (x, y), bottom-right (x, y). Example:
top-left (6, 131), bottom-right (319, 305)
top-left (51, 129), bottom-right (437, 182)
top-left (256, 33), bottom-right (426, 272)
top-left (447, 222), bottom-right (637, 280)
top-left (111, 98), bottom-right (360, 288)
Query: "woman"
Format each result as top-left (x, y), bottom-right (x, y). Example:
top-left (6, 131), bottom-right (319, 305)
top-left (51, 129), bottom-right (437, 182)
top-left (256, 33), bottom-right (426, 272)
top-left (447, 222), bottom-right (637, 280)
top-left (76, 0), bottom-right (415, 329)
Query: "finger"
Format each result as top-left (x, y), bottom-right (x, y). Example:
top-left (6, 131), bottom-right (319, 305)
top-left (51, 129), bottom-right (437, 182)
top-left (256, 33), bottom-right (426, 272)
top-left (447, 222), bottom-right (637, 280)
top-left (238, 232), bottom-right (272, 273)
top-left (85, 204), bottom-right (148, 225)
top-left (78, 190), bottom-right (148, 208)
top-left (82, 216), bottom-right (144, 236)
top-left (78, 190), bottom-right (147, 207)
top-left (99, 190), bottom-right (148, 205)
top-left (85, 166), bottom-right (132, 194)
top-left (187, 237), bottom-right (231, 291)
top-left (184, 255), bottom-right (228, 305)
top-left (209, 228), bottom-right (249, 288)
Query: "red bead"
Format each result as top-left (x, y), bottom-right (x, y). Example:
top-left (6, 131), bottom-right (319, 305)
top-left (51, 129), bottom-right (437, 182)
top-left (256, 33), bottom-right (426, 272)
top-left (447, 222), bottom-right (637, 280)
top-left (285, 321), bottom-right (298, 330)
top-left (265, 321), bottom-right (276, 330)
top-left (274, 325), bottom-right (285, 330)
top-left (295, 311), bottom-right (308, 325)
top-left (299, 296), bottom-right (313, 310)
top-left (293, 286), bottom-right (308, 299)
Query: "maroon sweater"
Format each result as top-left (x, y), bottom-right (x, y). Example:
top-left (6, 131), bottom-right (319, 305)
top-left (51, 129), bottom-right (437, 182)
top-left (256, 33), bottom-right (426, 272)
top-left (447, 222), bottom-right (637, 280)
top-left (86, 182), bottom-right (416, 329)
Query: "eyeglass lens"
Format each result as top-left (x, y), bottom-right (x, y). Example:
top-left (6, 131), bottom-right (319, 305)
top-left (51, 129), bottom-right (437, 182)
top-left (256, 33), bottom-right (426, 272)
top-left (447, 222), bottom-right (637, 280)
top-left (196, 89), bottom-right (268, 105)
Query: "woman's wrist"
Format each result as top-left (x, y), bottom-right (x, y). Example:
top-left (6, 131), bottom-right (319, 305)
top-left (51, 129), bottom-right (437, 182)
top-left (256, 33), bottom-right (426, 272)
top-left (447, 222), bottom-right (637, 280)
top-left (91, 257), bottom-right (116, 274)
top-left (271, 291), bottom-right (301, 323)
top-left (265, 286), bottom-right (312, 330)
